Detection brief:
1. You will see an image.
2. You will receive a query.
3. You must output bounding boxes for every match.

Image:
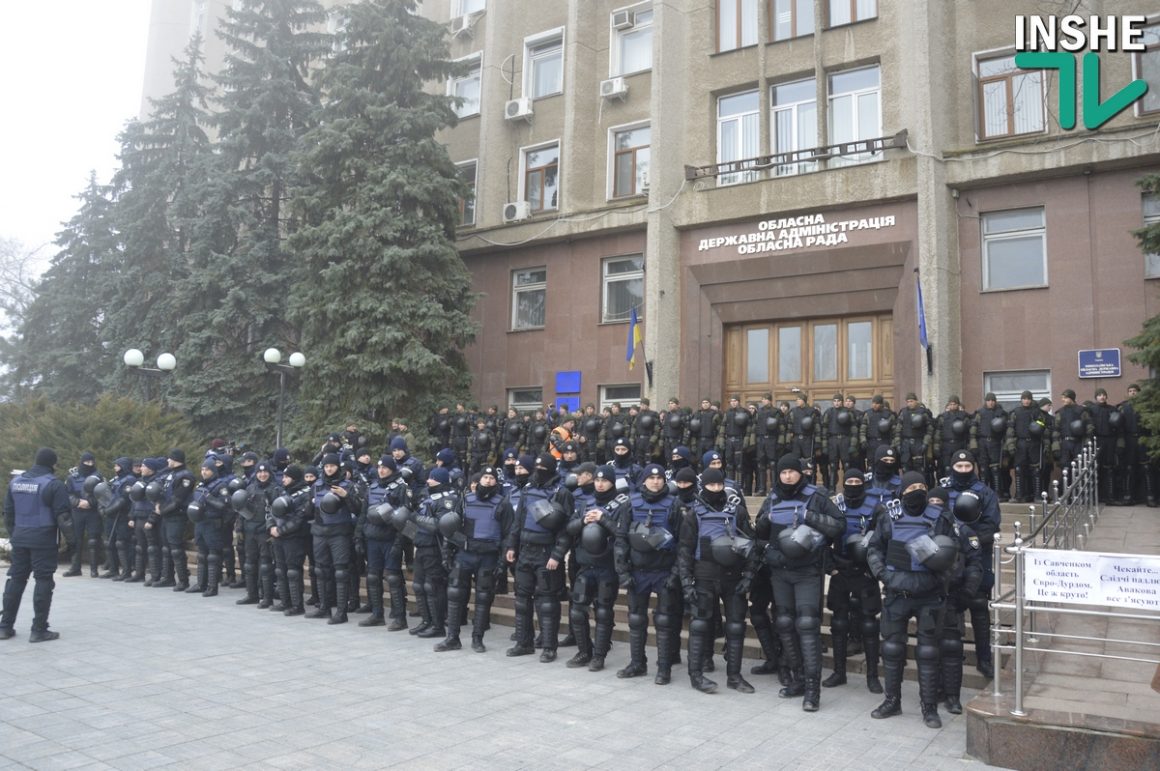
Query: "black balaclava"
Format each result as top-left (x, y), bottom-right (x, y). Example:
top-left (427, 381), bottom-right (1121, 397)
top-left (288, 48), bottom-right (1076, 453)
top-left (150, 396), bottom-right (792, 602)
top-left (700, 468), bottom-right (727, 508)
top-left (775, 454), bottom-right (804, 500)
top-left (476, 467), bottom-right (499, 500)
top-left (842, 465), bottom-right (866, 508)
top-left (674, 467), bottom-right (697, 503)
top-left (900, 471), bottom-right (928, 515)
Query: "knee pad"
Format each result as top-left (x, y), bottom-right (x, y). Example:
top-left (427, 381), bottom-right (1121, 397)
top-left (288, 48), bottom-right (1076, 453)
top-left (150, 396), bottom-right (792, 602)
top-left (968, 594), bottom-right (990, 612)
top-left (829, 614), bottom-right (849, 636)
top-left (423, 580), bottom-right (436, 596)
top-left (594, 605), bottom-right (614, 626)
top-left (170, 547), bottom-right (184, 561)
top-left (570, 604), bottom-right (589, 627)
top-left (147, 544), bottom-right (156, 557)
top-left (274, 567), bottom-right (285, 581)
top-left (796, 613), bottom-right (821, 635)
top-left (916, 644), bottom-right (940, 664)
top-left (940, 637), bottom-right (963, 658)
top-left (385, 572), bottom-right (403, 589)
top-left (538, 598), bottom-right (556, 617)
top-left (447, 582), bottom-right (468, 604)
top-left (862, 617), bottom-right (880, 639)
top-left (513, 594), bottom-right (533, 615)
top-left (627, 612), bottom-right (648, 631)
top-left (689, 618), bottom-right (712, 636)
top-left (334, 569), bottom-right (348, 584)
top-left (751, 611), bottom-right (771, 632)
top-left (412, 579), bottom-right (425, 596)
top-left (882, 639), bottom-right (907, 661)
top-left (475, 588), bottom-right (493, 607)
top-left (775, 613), bottom-right (795, 636)
top-left (207, 554), bottom-right (220, 566)
top-left (248, 561), bottom-right (261, 575)
top-left (724, 621), bottom-right (746, 639)
top-left (654, 612), bottom-right (673, 631)
top-left (87, 538), bottom-right (99, 550)
top-left (286, 568), bottom-right (301, 582)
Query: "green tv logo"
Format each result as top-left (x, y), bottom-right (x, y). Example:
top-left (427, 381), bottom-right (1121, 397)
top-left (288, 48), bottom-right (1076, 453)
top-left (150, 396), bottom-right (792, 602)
top-left (1015, 15), bottom-right (1150, 130)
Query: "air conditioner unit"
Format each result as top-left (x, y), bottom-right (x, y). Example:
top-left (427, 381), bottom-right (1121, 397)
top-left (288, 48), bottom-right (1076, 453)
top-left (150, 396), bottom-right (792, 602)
top-left (599, 77), bottom-right (628, 100)
top-left (503, 201), bottom-right (531, 223)
top-left (612, 10), bottom-right (634, 30)
top-left (449, 15), bottom-right (473, 38)
top-left (504, 97), bottom-right (533, 122)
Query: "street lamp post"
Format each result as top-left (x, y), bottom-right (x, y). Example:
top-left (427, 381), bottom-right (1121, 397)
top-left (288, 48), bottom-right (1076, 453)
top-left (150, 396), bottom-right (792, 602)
top-left (264, 348), bottom-right (306, 448)
top-left (123, 348), bottom-right (176, 401)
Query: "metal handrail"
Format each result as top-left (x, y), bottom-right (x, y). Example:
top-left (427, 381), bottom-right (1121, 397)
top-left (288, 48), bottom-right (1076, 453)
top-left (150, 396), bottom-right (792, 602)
top-left (989, 439), bottom-right (1160, 716)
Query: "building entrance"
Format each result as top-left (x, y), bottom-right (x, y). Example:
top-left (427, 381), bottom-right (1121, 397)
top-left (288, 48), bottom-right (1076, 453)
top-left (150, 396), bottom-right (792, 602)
top-left (724, 313), bottom-right (894, 408)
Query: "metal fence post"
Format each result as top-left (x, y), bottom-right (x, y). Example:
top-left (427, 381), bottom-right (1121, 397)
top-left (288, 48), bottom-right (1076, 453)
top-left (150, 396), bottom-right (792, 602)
top-left (1011, 524), bottom-right (1027, 717)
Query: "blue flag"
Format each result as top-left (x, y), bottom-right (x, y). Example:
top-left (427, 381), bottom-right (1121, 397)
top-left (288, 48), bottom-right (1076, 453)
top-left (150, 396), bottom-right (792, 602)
top-left (916, 275), bottom-right (929, 350)
top-left (626, 307), bottom-right (641, 369)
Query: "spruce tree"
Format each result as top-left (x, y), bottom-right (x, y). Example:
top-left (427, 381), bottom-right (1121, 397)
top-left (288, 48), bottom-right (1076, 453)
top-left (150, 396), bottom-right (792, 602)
top-left (168, 0), bottom-right (331, 441)
top-left (289, 0), bottom-right (476, 428)
top-left (1126, 172), bottom-right (1160, 453)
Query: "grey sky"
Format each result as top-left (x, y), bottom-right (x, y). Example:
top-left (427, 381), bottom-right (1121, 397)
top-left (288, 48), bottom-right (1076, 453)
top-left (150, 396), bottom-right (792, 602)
top-left (0, 1), bottom-right (150, 261)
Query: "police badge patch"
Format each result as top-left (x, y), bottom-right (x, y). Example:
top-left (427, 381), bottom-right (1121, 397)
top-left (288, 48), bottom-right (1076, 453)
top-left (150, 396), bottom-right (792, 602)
top-left (968, 536), bottom-right (980, 550)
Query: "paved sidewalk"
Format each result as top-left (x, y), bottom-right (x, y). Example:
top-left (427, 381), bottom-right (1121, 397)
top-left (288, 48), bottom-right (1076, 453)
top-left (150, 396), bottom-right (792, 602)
top-left (0, 572), bottom-right (1003, 770)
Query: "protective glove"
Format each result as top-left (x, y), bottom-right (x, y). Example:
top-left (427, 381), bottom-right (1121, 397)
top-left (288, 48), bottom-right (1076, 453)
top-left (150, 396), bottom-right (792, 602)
top-left (734, 575), bottom-right (753, 596)
top-left (618, 572), bottom-right (635, 591)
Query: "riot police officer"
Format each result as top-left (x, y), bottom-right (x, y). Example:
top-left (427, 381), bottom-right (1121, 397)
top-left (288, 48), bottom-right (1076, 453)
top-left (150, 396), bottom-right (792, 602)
top-left (577, 406), bottom-right (603, 463)
top-left (358, 456), bottom-right (413, 629)
top-left (632, 398), bottom-right (661, 466)
top-left (690, 398), bottom-right (720, 462)
top-left (1090, 388), bottom-right (1124, 503)
top-left (565, 465), bottom-right (623, 670)
top-left (502, 408), bottom-right (527, 457)
top-left (865, 446), bottom-right (903, 510)
top-left (788, 394), bottom-right (821, 467)
top-left (126, 458), bottom-right (165, 584)
top-left (718, 395), bottom-right (751, 488)
top-left (934, 486), bottom-right (985, 715)
top-left (866, 472), bottom-right (958, 728)
top-left (600, 405), bottom-right (630, 463)
top-left (99, 457), bottom-right (135, 580)
top-left (974, 393), bottom-right (1008, 500)
top-left (267, 466), bottom-right (312, 616)
top-left (934, 396), bottom-right (974, 479)
top-left (860, 395), bottom-right (895, 464)
top-left (1005, 391), bottom-right (1048, 503)
top-left (824, 465), bottom-right (885, 694)
top-left (757, 454), bottom-right (845, 711)
top-left (404, 467), bottom-right (455, 638)
top-left (437, 466), bottom-right (514, 652)
top-left (679, 468), bottom-right (757, 694)
top-left (63, 452), bottom-right (102, 578)
top-left (185, 458), bottom-right (231, 597)
top-left (822, 394), bottom-right (858, 491)
top-left (895, 393), bottom-right (933, 480)
top-left (307, 453), bottom-right (360, 624)
top-left (157, 450), bottom-right (196, 591)
top-left (234, 461), bottom-right (282, 607)
top-left (1119, 384), bottom-right (1144, 505)
top-left (614, 463), bottom-right (684, 683)
top-left (753, 394), bottom-right (778, 496)
top-left (610, 437), bottom-right (641, 491)
top-left (505, 455), bottom-right (572, 662)
top-left (1, 448), bottom-right (70, 642)
top-left (1054, 389), bottom-right (1091, 480)
top-left (661, 399), bottom-right (687, 463)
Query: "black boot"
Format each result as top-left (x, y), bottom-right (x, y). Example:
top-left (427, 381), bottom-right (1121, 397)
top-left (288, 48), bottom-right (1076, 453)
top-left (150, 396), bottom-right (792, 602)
top-left (802, 676), bottom-right (821, 712)
top-left (237, 569), bottom-right (260, 605)
top-left (29, 580), bottom-right (57, 643)
top-left (126, 546), bottom-right (146, 583)
top-left (969, 602), bottom-right (993, 679)
top-left (922, 702), bottom-right (942, 728)
top-left (417, 583), bottom-right (446, 638)
top-left (871, 655), bottom-right (904, 718)
top-left (864, 626), bottom-right (883, 694)
top-left (686, 624), bottom-right (717, 693)
top-left (1144, 466), bottom-right (1158, 508)
top-left (798, 618), bottom-right (822, 704)
top-left (258, 562), bottom-right (275, 609)
top-left (386, 573), bottom-right (408, 631)
top-left (616, 622), bottom-right (648, 678)
top-left (306, 577), bottom-right (331, 619)
top-left (88, 539), bottom-right (100, 577)
top-left (750, 616), bottom-right (781, 675)
top-left (506, 595), bottom-right (535, 656)
top-left (436, 587), bottom-right (462, 650)
top-left (590, 610), bottom-right (613, 672)
top-left (725, 632), bottom-right (755, 694)
top-left (538, 601), bottom-right (559, 662)
top-left (329, 572), bottom-right (350, 624)
top-left (566, 605), bottom-right (592, 668)
top-left (823, 625), bottom-right (848, 688)
top-left (285, 570), bottom-right (305, 616)
top-left (173, 550), bottom-right (189, 591)
top-left (1014, 467), bottom-right (1027, 503)
top-left (360, 575), bottom-right (386, 627)
top-left (187, 555), bottom-right (207, 593)
top-left (471, 598), bottom-right (491, 652)
top-left (408, 584), bottom-right (431, 634)
top-left (203, 555), bottom-right (220, 597)
top-left (63, 552), bottom-right (82, 578)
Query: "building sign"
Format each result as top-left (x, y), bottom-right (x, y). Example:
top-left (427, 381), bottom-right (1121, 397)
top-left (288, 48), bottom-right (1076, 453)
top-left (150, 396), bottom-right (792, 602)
top-left (697, 212), bottom-right (897, 256)
top-left (1077, 348), bottom-right (1121, 379)
top-left (1023, 549), bottom-right (1160, 610)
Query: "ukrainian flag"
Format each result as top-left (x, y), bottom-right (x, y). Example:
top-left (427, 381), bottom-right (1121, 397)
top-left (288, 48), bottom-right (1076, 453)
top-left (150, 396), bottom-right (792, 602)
top-left (627, 307), bottom-right (642, 370)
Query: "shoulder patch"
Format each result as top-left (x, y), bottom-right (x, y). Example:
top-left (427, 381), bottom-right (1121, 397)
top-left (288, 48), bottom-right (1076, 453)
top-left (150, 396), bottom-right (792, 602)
top-left (968, 536), bottom-right (980, 550)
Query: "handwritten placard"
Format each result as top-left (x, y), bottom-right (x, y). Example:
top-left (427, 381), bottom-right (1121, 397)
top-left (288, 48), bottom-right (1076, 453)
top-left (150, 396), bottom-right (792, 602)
top-left (1023, 549), bottom-right (1160, 610)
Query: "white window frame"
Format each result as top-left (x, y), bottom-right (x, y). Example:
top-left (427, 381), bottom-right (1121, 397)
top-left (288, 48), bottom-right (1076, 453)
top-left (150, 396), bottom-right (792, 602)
top-left (983, 370), bottom-right (1051, 412)
top-left (601, 255), bottom-right (645, 324)
top-left (827, 64), bottom-right (881, 166)
top-left (457, 159), bottom-right (478, 227)
top-left (608, 121), bottom-right (650, 199)
top-left (828, 0), bottom-right (877, 28)
top-left (772, 0), bottom-right (814, 42)
top-left (610, 4), bottom-right (654, 77)
top-left (771, 77), bottom-right (818, 176)
top-left (453, 0), bottom-right (486, 18)
top-left (448, 53), bottom-right (482, 118)
top-left (973, 50), bottom-right (1047, 142)
top-left (523, 27), bottom-right (565, 100)
top-left (508, 387), bottom-right (543, 413)
top-left (518, 140), bottom-right (561, 213)
top-left (600, 384), bottom-right (642, 412)
top-left (511, 267), bottom-right (547, 331)
top-left (717, 0), bottom-right (759, 53)
top-left (717, 89), bottom-right (761, 187)
top-left (981, 207), bottom-right (1048, 292)
top-left (1133, 21), bottom-right (1160, 117)
top-left (1145, 193), bottom-right (1160, 278)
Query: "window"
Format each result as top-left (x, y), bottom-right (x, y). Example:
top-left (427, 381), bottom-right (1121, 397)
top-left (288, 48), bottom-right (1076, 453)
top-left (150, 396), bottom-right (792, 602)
top-left (976, 53), bottom-right (1045, 140)
top-left (602, 255), bottom-right (644, 323)
top-left (1145, 194), bottom-right (1160, 278)
top-left (827, 65), bottom-right (880, 166)
top-left (829, 0), bottom-right (876, 27)
top-left (449, 55), bottom-right (481, 118)
top-left (508, 387), bottom-right (543, 413)
top-left (772, 0), bottom-right (813, 41)
top-left (717, 90), bottom-right (760, 186)
top-left (1135, 24), bottom-right (1160, 115)
top-left (778, 326), bottom-right (802, 382)
top-left (847, 321), bottom-right (872, 380)
top-left (982, 207), bottom-right (1047, 291)
top-left (612, 6), bottom-right (653, 76)
top-left (511, 268), bottom-right (546, 330)
top-left (771, 78), bottom-right (817, 176)
top-left (600, 384), bottom-right (642, 411)
top-left (521, 143), bottom-right (559, 212)
top-left (611, 125), bottom-right (650, 198)
top-left (525, 31), bottom-right (564, 99)
top-left (812, 322), bottom-right (838, 381)
top-left (718, 0), bottom-right (758, 52)
top-left (454, 0), bottom-right (486, 17)
top-left (747, 328), bottom-right (769, 383)
top-left (457, 161), bottom-right (477, 227)
top-left (984, 370), bottom-right (1051, 412)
